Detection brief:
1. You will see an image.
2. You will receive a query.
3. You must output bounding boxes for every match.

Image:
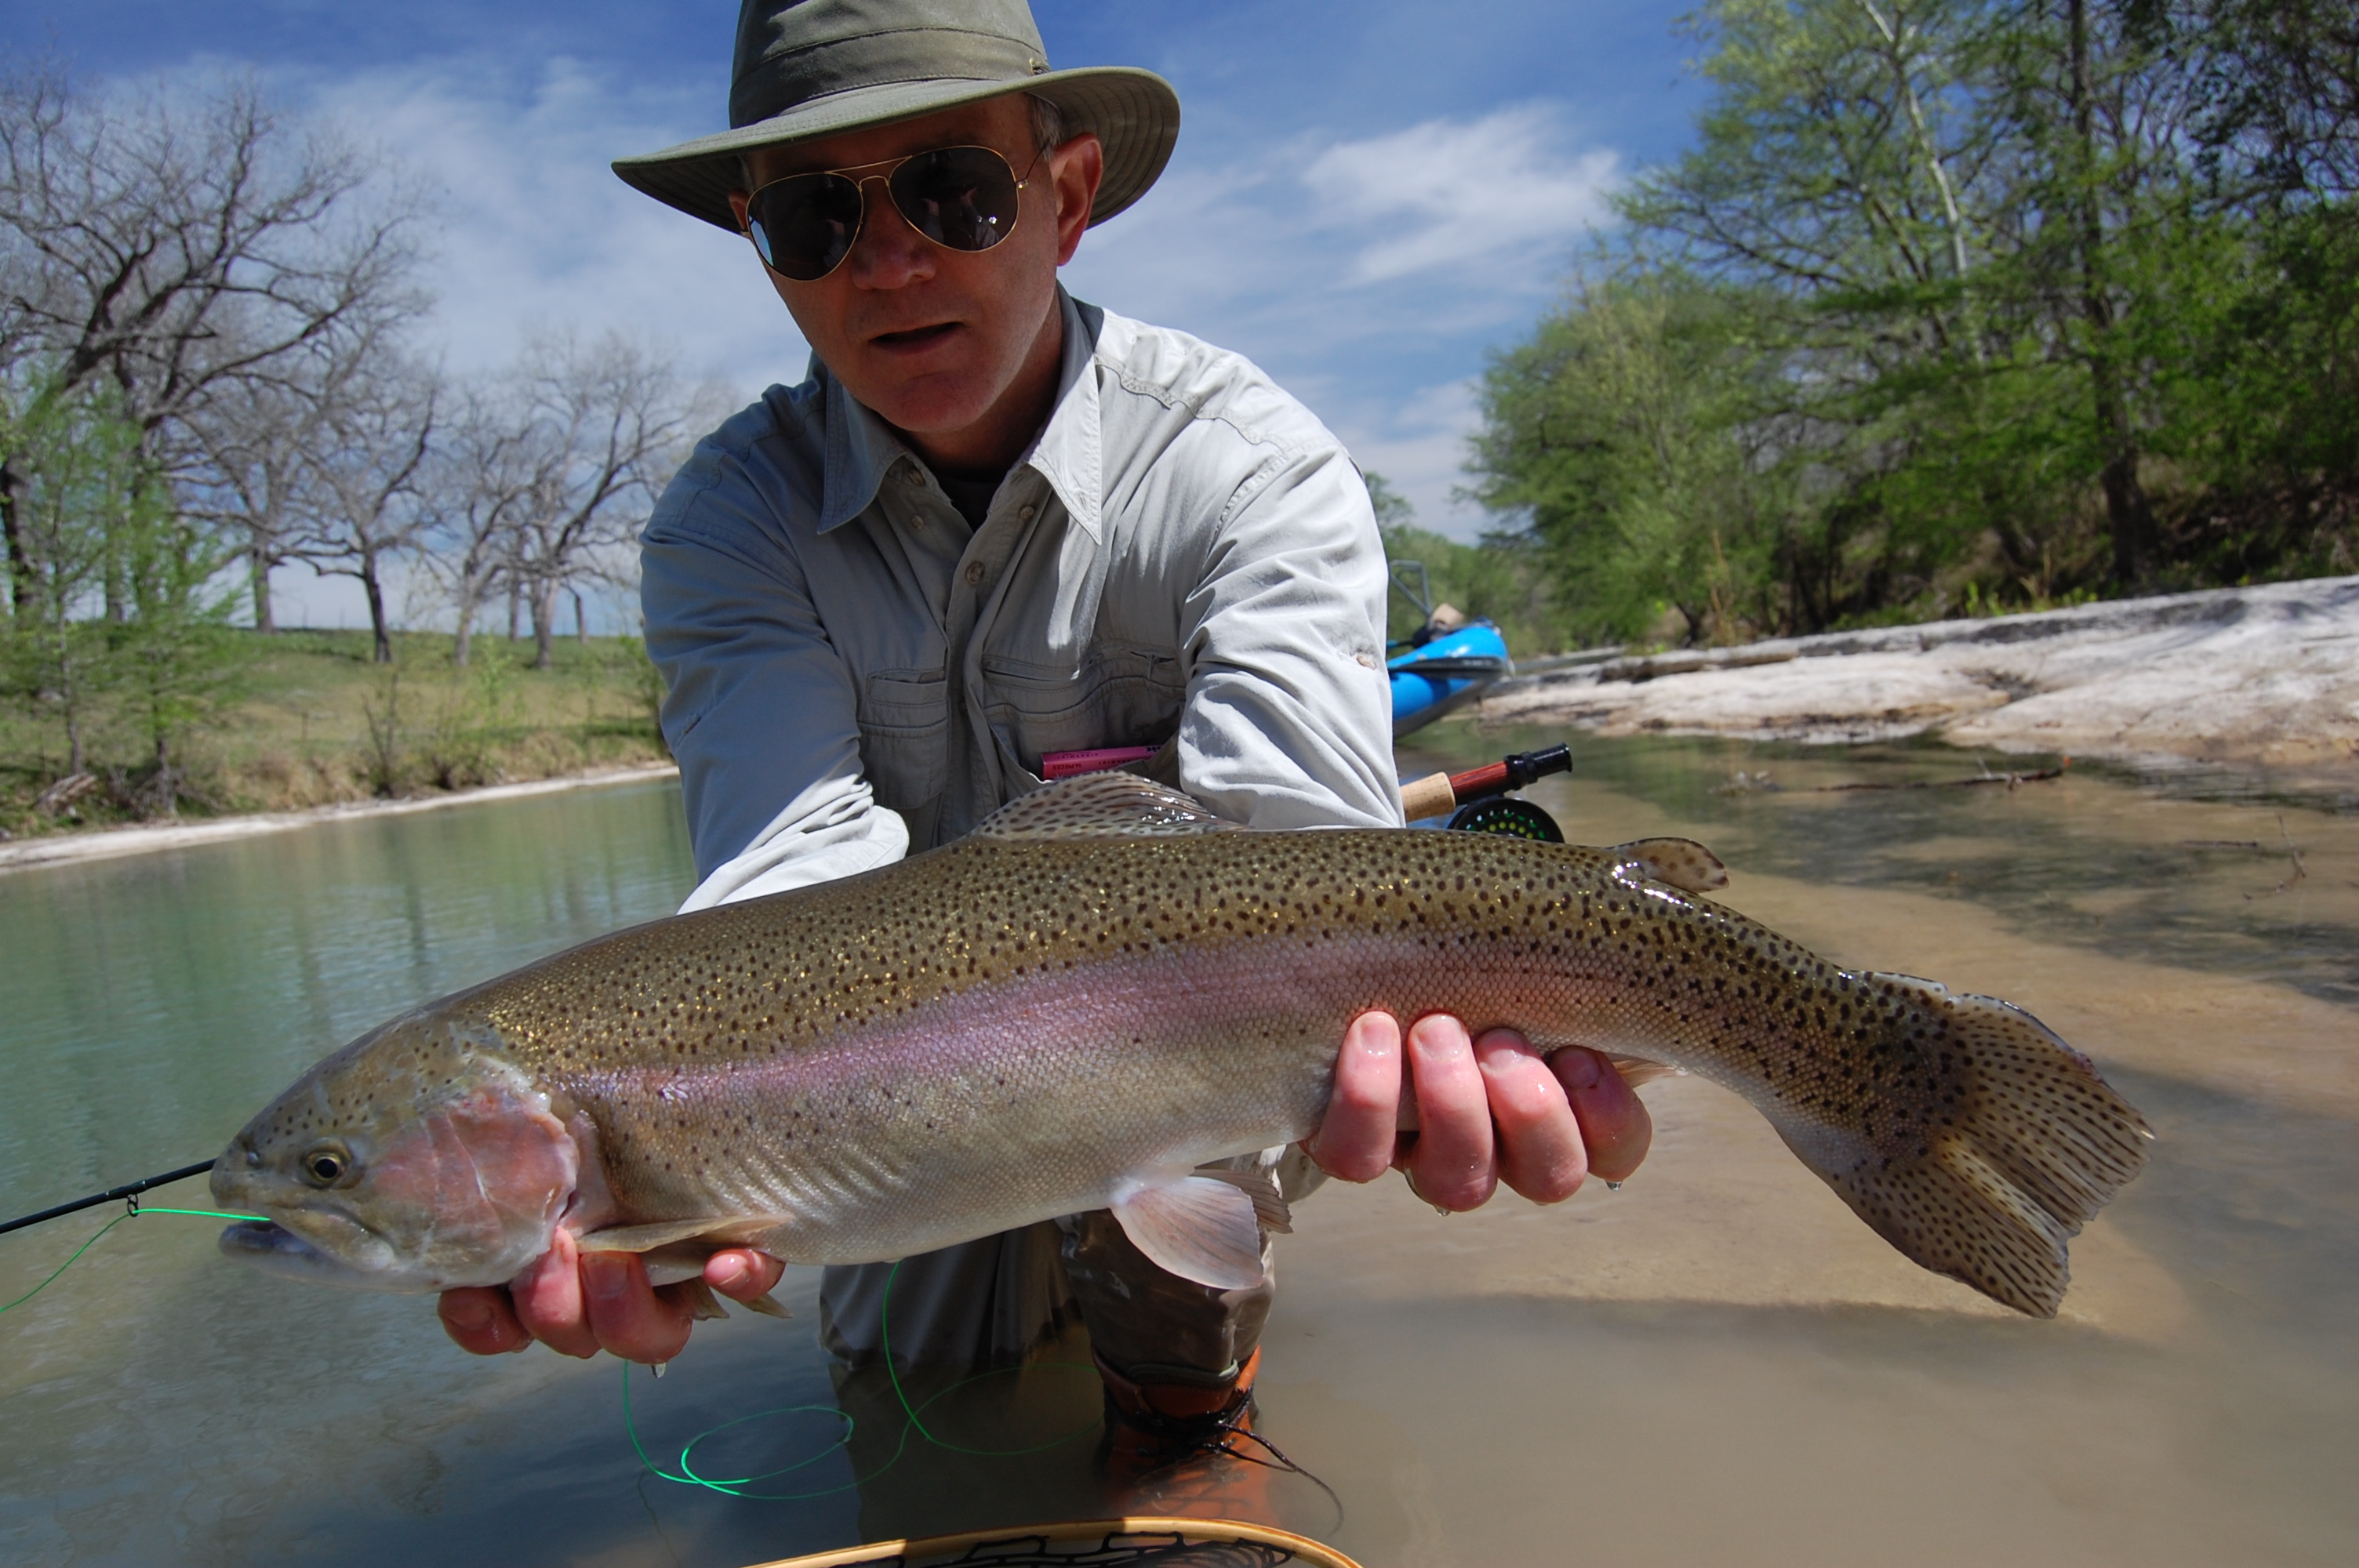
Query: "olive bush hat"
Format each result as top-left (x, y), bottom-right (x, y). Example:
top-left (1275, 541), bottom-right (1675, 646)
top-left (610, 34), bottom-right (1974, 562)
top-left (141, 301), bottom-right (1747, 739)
top-left (612, 0), bottom-right (1180, 234)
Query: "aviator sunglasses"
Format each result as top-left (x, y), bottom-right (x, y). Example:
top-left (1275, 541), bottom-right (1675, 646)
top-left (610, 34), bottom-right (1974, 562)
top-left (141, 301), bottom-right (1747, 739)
top-left (741, 143), bottom-right (1045, 281)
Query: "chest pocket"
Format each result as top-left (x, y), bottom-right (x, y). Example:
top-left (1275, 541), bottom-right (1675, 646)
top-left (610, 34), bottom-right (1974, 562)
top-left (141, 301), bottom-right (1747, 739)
top-left (856, 669), bottom-right (949, 817)
top-left (978, 644), bottom-right (1186, 775)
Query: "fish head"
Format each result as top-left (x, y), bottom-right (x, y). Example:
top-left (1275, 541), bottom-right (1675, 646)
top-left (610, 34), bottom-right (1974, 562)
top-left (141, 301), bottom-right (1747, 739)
top-left (211, 1015), bottom-right (579, 1294)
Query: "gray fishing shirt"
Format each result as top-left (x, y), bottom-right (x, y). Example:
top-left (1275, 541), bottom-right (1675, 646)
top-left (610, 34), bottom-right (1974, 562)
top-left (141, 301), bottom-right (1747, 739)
top-left (640, 291), bottom-right (1394, 1366)
top-left (643, 290), bottom-right (1401, 912)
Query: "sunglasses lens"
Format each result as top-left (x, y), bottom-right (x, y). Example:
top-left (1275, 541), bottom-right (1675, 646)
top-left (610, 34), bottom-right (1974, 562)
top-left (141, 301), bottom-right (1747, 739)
top-left (747, 173), bottom-right (863, 280)
top-left (889, 147), bottom-right (1022, 252)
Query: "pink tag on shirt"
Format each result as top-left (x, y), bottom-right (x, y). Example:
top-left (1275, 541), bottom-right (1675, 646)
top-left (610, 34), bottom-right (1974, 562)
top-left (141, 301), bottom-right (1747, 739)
top-left (1040, 746), bottom-right (1160, 780)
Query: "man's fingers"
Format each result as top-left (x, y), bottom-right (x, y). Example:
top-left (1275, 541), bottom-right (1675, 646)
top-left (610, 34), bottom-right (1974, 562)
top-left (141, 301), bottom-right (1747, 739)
top-left (583, 1252), bottom-right (695, 1365)
top-left (1554, 1047), bottom-right (1653, 1183)
top-left (1402, 1014), bottom-right (1496, 1211)
top-left (438, 1286), bottom-right (533, 1355)
top-left (705, 1248), bottom-right (787, 1302)
top-left (1304, 1011), bottom-right (1404, 1184)
top-left (511, 1229), bottom-right (602, 1359)
top-left (1474, 1029), bottom-right (1588, 1203)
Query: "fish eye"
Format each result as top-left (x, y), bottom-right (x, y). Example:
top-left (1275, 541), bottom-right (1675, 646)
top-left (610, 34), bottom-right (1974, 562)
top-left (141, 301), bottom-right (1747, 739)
top-left (300, 1144), bottom-right (353, 1186)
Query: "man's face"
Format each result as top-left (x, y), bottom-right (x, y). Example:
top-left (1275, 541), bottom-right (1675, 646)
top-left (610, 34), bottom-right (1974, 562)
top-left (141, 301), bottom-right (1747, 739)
top-left (729, 97), bottom-right (1102, 456)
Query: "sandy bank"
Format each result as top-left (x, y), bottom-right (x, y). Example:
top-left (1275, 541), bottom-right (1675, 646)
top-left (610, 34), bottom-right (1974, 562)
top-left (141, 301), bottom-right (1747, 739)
top-left (0, 762), bottom-right (681, 875)
top-left (1482, 575), bottom-right (2359, 768)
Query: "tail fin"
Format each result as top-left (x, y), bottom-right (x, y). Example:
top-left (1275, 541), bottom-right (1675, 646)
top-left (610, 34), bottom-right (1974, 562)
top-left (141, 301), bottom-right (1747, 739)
top-left (1790, 982), bottom-right (2152, 1317)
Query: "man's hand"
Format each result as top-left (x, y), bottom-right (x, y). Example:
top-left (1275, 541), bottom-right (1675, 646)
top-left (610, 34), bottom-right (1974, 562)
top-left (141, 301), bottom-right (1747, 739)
top-left (437, 1228), bottom-right (787, 1361)
top-left (1304, 1011), bottom-right (1652, 1208)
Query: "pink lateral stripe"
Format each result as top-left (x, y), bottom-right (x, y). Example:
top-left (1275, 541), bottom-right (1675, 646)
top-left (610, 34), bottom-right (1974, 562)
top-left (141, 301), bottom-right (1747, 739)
top-left (1040, 746), bottom-right (1160, 780)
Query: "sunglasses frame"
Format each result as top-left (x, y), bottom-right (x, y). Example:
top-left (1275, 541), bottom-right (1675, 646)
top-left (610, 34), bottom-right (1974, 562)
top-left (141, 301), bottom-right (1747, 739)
top-left (740, 142), bottom-right (1049, 282)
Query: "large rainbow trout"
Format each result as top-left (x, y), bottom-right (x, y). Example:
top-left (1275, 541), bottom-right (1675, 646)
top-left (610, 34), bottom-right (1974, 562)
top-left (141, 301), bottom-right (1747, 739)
top-left (214, 775), bottom-right (2149, 1318)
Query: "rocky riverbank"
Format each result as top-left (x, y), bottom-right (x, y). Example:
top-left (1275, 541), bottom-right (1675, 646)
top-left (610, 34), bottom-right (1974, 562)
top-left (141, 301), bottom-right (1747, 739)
top-left (1481, 576), bottom-right (2359, 771)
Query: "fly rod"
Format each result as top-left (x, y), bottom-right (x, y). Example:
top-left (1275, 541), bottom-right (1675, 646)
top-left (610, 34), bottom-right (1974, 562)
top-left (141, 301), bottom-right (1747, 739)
top-left (0, 1160), bottom-right (216, 1238)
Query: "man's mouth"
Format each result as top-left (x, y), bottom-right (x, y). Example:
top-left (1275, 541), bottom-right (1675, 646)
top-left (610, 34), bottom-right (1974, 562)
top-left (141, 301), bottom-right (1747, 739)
top-left (871, 321), bottom-right (961, 352)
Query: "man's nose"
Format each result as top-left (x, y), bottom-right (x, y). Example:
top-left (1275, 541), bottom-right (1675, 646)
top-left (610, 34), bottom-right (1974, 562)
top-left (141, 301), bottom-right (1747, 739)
top-left (843, 175), bottom-right (936, 289)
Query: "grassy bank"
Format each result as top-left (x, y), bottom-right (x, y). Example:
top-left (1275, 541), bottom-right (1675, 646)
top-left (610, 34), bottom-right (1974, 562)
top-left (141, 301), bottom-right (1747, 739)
top-left (1, 629), bottom-right (667, 841)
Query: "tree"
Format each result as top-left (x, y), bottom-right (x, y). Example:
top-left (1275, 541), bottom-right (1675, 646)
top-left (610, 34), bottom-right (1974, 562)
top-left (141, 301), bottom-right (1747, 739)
top-left (0, 67), bottom-right (420, 619)
top-left (110, 469), bottom-right (246, 813)
top-left (1476, 0), bottom-right (2359, 637)
top-left (418, 383), bottom-right (536, 668)
top-left (289, 354), bottom-right (436, 663)
top-left (183, 369), bottom-right (325, 631)
top-left (499, 332), bottom-right (714, 670)
top-left (0, 373), bottom-right (135, 775)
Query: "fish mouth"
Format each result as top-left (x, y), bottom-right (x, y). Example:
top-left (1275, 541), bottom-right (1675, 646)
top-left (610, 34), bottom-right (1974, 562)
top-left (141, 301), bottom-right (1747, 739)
top-left (218, 1218), bottom-right (411, 1292)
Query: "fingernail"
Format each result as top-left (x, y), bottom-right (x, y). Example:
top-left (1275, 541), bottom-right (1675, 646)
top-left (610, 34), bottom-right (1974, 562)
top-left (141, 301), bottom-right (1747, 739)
top-left (585, 1256), bottom-right (630, 1301)
top-left (711, 1256), bottom-right (748, 1291)
top-left (1561, 1050), bottom-right (1601, 1090)
top-left (443, 1297), bottom-right (490, 1330)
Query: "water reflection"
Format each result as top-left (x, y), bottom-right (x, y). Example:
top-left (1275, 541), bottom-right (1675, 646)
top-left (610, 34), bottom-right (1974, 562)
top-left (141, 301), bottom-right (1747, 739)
top-left (2, 741), bottom-right (2356, 1566)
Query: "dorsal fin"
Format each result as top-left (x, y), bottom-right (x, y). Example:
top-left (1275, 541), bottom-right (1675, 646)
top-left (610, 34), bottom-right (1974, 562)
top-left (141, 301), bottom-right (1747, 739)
top-left (970, 773), bottom-right (1241, 841)
top-left (1608, 837), bottom-right (1729, 894)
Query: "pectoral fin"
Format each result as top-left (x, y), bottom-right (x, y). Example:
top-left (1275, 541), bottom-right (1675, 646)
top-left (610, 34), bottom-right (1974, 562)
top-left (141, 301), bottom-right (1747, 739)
top-left (1110, 1177), bottom-right (1270, 1290)
top-left (1608, 837), bottom-right (1729, 894)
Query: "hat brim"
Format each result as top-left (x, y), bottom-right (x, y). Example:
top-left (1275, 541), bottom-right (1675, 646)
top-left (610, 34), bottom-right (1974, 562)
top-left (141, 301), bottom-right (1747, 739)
top-left (611, 65), bottom-right (1179, 235)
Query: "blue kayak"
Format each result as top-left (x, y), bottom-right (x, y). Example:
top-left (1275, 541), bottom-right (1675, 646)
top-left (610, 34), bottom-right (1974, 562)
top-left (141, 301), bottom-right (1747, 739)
top-left (1389, 620), bottom-right (1510, 735)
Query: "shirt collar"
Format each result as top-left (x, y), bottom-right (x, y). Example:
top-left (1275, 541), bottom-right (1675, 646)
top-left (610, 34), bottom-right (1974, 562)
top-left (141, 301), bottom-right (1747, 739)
top-left (812, 289), bottom-right (1105, 540)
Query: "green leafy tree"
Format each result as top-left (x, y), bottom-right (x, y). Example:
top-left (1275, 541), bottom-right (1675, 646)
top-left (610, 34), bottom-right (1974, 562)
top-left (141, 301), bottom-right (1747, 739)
top-left (0, 374), bottom-right (140, 776)
top-left (1473, 0), bottom-right (2358, 638)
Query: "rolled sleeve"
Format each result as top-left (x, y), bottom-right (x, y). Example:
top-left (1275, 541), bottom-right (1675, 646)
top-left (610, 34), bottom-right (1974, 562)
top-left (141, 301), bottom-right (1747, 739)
top-left (1176, 444), bottom-right (1402, 831)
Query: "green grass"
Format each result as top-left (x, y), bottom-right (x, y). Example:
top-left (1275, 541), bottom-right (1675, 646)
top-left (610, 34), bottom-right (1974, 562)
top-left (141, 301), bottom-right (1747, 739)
top-left (2, 627), bottom-right (668, 841)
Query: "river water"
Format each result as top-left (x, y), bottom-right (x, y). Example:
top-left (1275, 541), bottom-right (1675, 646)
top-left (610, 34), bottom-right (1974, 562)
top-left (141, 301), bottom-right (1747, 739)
top-left (1, 739), bottom-right (2354, 1566)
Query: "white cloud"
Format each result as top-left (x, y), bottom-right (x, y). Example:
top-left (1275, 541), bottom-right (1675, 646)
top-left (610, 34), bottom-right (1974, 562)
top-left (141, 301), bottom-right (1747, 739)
top-left (310, 56), bottom-right (806, 391)
top-left (1065, 103), bottom-right (1618, 360)
top-left (1303, 107), bottom-right (1619, 285)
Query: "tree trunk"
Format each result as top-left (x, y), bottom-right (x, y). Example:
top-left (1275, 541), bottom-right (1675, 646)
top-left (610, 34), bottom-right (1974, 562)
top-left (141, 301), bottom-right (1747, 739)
top-left (532, 579), bottom-right (555, 670)
top-left (2066, 0), bottom-right (2158, 586)
top-left (249, 546), bottom-right (277, 633)
top-left (0, 456), bottom-right (29, 621)
top-left (453, 596), bottom-right (476, 668)
top-left (507, 580), bottom-right (521, 641)
top-left (361, 551), bottom-right (393, 664)
top-left (573, 588), bottom-right (588, 643)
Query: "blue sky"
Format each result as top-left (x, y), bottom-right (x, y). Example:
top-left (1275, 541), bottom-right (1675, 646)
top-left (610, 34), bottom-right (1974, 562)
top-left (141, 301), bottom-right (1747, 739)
top-left (5, 2), bottom-right (1707, 623)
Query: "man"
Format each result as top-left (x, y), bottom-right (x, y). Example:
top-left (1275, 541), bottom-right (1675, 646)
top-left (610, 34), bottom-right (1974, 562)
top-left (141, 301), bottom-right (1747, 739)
top-left (437, 0), bottom-right (1649, 1498)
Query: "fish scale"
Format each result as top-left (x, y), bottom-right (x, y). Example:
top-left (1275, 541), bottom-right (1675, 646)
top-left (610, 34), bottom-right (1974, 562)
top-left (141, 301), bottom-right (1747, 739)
top-left (214, 773), bottom-right (2150, 1318)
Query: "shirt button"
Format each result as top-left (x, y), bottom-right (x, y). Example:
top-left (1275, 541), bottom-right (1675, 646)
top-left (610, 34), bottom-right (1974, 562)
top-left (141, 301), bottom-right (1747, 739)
top-left (1019, 504), bottom-right (1037, 522)
top-left (963, 561), bottom-right (988, 586)
top-left (904, 467), bottom-right (925, 487)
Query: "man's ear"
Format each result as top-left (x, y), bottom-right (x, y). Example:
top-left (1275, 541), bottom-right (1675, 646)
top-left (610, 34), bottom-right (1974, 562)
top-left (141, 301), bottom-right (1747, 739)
top-left (1048, 132), bottom-right (1103, 266)
top-left (727, 187), bottom-right (752, 230)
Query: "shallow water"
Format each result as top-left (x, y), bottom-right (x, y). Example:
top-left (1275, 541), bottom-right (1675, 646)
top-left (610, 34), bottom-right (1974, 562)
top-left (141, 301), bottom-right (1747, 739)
top-left (2, 739), bottom-right (2354, 1566)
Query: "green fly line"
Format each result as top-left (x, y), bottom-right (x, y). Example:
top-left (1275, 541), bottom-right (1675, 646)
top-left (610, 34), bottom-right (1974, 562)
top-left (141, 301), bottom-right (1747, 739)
top-left (623, 1258), bottom-right (1102, 1501)
top-left (0, 1205), bottom-right (266, 1316)
top-left (2, 1206), bottom-right (1100, 1501)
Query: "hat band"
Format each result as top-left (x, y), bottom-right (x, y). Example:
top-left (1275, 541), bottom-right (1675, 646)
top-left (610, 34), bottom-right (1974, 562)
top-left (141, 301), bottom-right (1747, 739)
top-left (729, 27), bottom-right (1047, 129)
